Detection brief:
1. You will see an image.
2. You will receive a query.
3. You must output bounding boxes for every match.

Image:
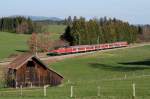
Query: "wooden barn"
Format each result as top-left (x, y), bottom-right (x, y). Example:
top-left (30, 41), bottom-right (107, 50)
top-left (7, 53), bottom-right (64, 88)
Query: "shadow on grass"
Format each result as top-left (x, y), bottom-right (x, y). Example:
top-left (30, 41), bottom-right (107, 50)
top-left (89, 61), bottom-right (150, 72)
top-left (15, 50), bottom-right (29, 52)
top-left (119, 60), bottom-right (150, 66)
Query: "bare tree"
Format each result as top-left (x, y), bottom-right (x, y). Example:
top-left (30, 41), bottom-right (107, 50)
top-left (27, 32), bottom-right (54, 53)
top-left (27, 33), bottom-right (38, 54)
top-left (38, 32), bottom-right (53, 52)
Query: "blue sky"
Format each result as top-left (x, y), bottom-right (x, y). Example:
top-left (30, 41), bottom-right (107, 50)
top-left (0, 0), bottom-right (149, 24)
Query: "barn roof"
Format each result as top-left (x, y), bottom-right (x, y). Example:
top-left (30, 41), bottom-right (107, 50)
top-left (8, 53), bottom-right (32, 69)
top-left (8, 53), bottom-right (63, 78)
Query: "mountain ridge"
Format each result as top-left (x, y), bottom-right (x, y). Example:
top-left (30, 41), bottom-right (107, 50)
top-left (9, 15), bottom-right (63, 21)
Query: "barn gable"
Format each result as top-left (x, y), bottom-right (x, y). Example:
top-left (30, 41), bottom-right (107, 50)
top-left (7, 53), bottom-right (64, 87)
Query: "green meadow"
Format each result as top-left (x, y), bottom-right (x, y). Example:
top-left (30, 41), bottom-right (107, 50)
top-left (46, 25), bottom-right (66, 40)
top-left (0, 32), bottom-right (29, 60)
top-left (0, 45), bottom-right (150, 99)
top-left (0, 25), bottom-right (66, 60)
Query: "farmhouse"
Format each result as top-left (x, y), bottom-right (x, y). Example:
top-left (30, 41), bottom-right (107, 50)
top-left (7, 53), bottom-right (63, 88)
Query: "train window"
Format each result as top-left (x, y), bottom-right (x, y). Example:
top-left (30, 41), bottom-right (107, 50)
top-left (105, 45), bottom-right (108, 47)
top-left (78, 48), bottom-right (84, 50)
top-left (73, 48), bottom-right (76, 50)
top-left (79, 48), bottom-right (82, 50)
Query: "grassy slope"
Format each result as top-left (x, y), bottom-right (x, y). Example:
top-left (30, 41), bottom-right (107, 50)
top-left (50, 45), bottom-right (150, 98)
top-left (1, 45), bottom-right (150, 99)
top-left (47, 25), bottom-right (66, 34)
top-left (46, 25), bottom-right (66, 40)
top-left (0, 32), bottom-right (29, 60)
top-left (0, 25), bottom-right (66, 60)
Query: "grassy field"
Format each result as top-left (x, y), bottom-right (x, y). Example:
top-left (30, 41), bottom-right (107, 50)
top-left (46, 25), bottom-right (66, 34)
top-left (0, 25), bottom-right (66, 60)
top-left (0, 32), bottom-right (29, 60)
top-left (0, 45), bottom-right (150, 99)
top-left (46, 25), bottom-right (66, 40)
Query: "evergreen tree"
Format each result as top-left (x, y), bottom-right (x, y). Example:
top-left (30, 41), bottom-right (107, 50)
top-left (0, 16), bottom-right (42, 34)
top-left (61, 17), bottom-right (139, 45)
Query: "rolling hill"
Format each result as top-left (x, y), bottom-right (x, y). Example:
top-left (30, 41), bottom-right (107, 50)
top-left (0, 32), bottom-right (29, 60)
top-left (0, 25), bottom-right (66, 60)
top-left (0, 45), bottom-right (150, 99)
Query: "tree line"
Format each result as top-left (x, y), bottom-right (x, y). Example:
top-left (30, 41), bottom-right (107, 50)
top-left (0, 16), bottom-right (44, 34)
top-left (61, 16), bottom-right (140, 45)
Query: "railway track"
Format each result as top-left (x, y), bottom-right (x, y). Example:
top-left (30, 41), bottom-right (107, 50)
top-left (0, 42), bottom-right (150, 66)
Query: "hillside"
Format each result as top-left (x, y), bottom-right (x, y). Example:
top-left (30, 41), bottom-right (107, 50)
top-left (50, 45), bottom-right (150, 99)
top-left (28, 16), bottom-right (62, 21)
top-left (0, 25), bottom-right (66, 60)
top-left (47, 25), bottom-right (66, 33)
top-left (0, 32), bottom-right (29, 60)
top-left (0, 45), bottom-right (150, 99)
top-left (11, 15), bottom-right (63, 21)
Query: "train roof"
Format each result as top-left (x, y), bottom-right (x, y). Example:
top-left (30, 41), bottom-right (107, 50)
top-left (69, 45), bottom-right (92, 48)
top-left (59, 42), bottom-right (127, 49)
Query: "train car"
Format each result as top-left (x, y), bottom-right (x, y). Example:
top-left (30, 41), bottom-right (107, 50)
top-left (48, 41), bottom-right (128, 55)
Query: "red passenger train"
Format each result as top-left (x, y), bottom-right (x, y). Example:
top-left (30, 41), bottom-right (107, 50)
top-left (49, 41), bottom-right (128, 55)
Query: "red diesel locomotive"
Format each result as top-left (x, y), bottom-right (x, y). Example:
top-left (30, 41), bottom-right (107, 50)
top-left (49, 41), bottom-right (128, 55)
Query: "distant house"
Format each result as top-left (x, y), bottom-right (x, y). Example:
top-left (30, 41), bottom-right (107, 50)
top-left (7, 53), bottom-right (63, 88)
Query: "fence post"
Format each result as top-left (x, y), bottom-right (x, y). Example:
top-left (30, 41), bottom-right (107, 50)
top-left (70, 86), bottom-right (73, 98)
top-left (97, 86), bottom-right (100, 97)
top-left (15, 81), bottom-right (18, 89)
top-left (44, 85), bottom-right (49, 97)
top-left (30, 83), bottom-right (32, 88)
top-left (20, 85), bottom-right (22, 96)
top-left (132, 83), bottom-right (136, 99)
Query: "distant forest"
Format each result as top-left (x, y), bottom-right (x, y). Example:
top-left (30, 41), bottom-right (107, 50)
top-left (0, 16), bottom-right (45, 34)
top-left (0, 16), bottom-right (67, 34)
top-left (0, 16), bottom-right (149, 45)
top-left (0, 17), bottom-right (33, 33)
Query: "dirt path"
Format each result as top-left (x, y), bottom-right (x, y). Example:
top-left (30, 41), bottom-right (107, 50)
top-left (0, 42), bottom-right (150, 66)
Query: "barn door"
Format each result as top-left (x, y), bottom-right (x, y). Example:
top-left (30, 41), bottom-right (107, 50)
top-left (25, 61), bottom-right (36, 86)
